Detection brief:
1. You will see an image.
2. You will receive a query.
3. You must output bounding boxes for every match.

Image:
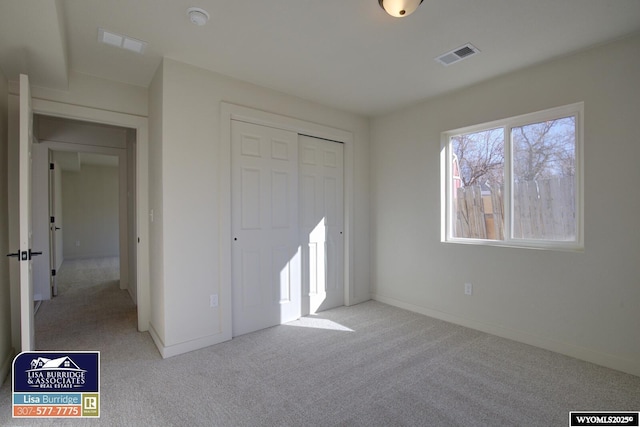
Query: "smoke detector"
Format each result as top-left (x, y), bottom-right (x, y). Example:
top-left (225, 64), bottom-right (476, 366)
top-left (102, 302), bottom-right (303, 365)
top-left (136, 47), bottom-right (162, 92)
top-left (187, 7), bottom-right (210, 26)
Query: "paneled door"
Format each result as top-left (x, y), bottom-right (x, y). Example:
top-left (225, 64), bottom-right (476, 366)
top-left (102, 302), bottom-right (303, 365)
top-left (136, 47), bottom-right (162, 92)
top-left (231, 120), bottom-right (300, 337)
top-left (299, 135), bottom-right (344, 314)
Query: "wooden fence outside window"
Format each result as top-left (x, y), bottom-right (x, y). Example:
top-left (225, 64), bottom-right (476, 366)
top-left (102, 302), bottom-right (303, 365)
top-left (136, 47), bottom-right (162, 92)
top-left (454, 176), bottom-right (575, 241)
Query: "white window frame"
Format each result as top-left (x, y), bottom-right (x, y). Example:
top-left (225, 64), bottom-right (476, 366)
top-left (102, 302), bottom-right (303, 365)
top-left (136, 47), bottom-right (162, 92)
top-left (441, 102), bottom-right (584, 251)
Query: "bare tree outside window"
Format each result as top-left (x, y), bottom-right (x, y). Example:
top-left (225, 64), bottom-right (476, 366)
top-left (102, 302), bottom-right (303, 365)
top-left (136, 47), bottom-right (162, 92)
top-left (451, 128), bottom-right (505, 239)
top-left (511, 117), bottom-right (576, 240)
top-left (512, 117), bottom-right (576, 182)
top-left (448, 113), bottom-right (578, 243)
top-left (452, 127), bottom-right (504, 188)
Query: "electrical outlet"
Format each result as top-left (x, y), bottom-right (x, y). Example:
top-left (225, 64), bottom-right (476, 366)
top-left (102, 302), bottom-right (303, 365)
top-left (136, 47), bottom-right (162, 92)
top-left (210, 294), bottom-right (218, 308)
top-left (464, 283), bottom-right (473, 296)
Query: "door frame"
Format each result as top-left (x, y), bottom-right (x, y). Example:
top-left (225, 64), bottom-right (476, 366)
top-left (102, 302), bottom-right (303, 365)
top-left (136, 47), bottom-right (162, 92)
top-left (30, 142), bottom-right (52, 302)
top-left (220, 102), bottom-right (354, 335)
top-left (8, 96), bottom-right (149, 352)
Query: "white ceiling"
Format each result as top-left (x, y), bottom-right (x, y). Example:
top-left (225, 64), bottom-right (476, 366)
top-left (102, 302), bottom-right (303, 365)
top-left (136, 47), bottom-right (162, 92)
top-left (1, 0), bottom-right (639, 116)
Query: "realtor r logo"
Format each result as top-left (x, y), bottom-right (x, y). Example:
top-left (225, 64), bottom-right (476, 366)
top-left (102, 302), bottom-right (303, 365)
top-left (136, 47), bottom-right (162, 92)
top-left (84, 396), bottom-right (96, 409)
top-left (82, 394), bottom-right (99, 417)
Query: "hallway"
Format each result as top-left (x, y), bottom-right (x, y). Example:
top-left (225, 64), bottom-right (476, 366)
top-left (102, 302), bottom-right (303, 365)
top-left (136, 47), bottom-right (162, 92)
top-left (34, 257), bottom-right (141, 358)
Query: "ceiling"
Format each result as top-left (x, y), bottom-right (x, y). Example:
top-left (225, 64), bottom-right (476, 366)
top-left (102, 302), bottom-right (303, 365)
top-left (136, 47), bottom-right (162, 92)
top-left (1, 0), bottom-right (639, 116)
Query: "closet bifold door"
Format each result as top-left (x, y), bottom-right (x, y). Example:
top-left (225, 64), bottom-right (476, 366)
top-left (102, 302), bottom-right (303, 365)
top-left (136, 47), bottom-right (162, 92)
top-left (231, 120), bottom-right (300, 337)
top-left (299, 135), bottom-right (344, 315)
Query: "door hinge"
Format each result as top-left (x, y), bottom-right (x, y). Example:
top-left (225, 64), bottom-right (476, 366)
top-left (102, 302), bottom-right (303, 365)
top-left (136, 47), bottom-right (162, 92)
top-left (50, 163), bottom-right (55, 170)
top-left (51, 269), bottom-right (56, 276)
top-left (50, 216), bottom-right (55, 223)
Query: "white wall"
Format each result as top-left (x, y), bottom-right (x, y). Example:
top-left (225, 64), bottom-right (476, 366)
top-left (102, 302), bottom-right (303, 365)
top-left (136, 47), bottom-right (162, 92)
top-left (62, 164), bottom-right (119, 259)
top-left (10, 71), bottom-right (147, 118)
top-left (0, 68), bottom-right (12, 382)
top-left (38, 115), bottom-right (129, 148)
top-left (370, 34), bottom-right (640, 376)
top-left (148, 63), bottom-right (165, 342)
top-left (148, 58), bottom-right (370, 357)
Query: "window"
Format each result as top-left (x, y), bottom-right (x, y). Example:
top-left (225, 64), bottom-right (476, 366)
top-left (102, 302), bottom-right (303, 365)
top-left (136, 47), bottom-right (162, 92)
top-left (442, 103), bottom-right (583, 250)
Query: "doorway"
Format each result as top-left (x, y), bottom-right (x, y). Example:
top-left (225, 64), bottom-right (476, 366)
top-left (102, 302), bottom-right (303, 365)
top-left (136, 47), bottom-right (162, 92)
top-left (30, 115), bottom-right (137, 348)
top-left (48, 151), bottom-right (120, 299)
top-left (8, 92), bottom-right (150, 354)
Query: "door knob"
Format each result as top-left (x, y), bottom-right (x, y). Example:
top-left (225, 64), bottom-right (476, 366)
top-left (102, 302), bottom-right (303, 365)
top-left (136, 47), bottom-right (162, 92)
top-left (29, 250), bottom-right (43, 259)
top-left (7, 250), bottom-right (28, 261)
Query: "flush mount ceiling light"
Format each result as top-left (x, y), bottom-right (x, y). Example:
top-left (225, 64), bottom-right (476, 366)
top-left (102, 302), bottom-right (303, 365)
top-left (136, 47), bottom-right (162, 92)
top-left (98, 28), bottom-right (147, 54)
top-left (186, 7), bottom-right (210, 26)
top-left (378, 0), bottom-right (423, 17)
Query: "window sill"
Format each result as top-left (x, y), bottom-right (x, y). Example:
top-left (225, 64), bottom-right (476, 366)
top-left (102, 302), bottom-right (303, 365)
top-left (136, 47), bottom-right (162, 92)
top-left (442, 238), bottom-right (584, 253)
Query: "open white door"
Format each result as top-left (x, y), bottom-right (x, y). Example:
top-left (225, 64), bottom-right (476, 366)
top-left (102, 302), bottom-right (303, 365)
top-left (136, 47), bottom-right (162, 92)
top-left (18, 74), bottom-right (36, 351)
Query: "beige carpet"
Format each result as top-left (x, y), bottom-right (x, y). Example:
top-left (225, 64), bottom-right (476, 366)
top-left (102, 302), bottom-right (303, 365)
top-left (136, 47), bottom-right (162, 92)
top-left (54, 256), bottom-right (120, 296)
top-left (34, 256), bottom-right (139, 354)
top-left (1, 259), bottom-right (639, 426)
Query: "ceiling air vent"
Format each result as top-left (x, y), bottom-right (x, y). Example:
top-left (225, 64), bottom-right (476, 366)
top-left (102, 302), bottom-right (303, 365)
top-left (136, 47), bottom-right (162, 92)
top-left (435, 43), bottom-right (480, 66)
top-left (98, 28), bottom-right (147, 54)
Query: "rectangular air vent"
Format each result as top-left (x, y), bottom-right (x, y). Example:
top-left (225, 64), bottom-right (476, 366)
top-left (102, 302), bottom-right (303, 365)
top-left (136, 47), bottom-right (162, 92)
top-left (435, 43), bottom-right (480, 66)
top-left (98, 28), bottom-right (147, 54)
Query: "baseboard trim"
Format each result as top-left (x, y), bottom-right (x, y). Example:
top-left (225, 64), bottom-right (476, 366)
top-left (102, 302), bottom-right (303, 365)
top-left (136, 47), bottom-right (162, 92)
top-left (149, 323), bottom-right (231, 359)
top-left (127, 287), bottom-right (137, 306)
top-left (372, 293), bottom-right (640, 377)
top-left (0, 347), bottom-right (15, 385)
top-left (148, 323), bottom-right (165, 357)
top-left (346, 294), bottom-right (371, 307)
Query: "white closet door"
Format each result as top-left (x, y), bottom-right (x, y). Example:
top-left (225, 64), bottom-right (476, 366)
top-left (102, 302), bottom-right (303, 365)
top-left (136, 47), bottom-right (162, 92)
top-left (299, 135), bottom-right (344, 314)
top-left (231, 120), bottom-right (300, 337)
